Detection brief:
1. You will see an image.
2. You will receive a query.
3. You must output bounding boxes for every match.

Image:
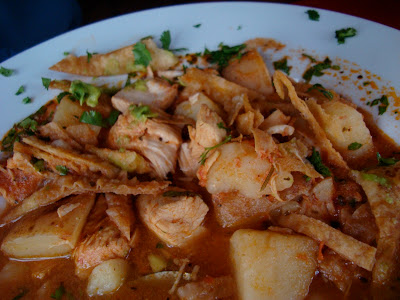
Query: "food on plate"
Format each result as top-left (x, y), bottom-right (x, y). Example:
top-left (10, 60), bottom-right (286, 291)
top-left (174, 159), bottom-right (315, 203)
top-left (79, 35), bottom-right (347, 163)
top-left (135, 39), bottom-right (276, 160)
top-left (0, 33), bottom-right (399, 299)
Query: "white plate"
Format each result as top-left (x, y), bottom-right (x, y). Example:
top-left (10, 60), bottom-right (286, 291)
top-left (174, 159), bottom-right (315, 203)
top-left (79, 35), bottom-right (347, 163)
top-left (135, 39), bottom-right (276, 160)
top-left (0, 2), bottom-right (399, 143)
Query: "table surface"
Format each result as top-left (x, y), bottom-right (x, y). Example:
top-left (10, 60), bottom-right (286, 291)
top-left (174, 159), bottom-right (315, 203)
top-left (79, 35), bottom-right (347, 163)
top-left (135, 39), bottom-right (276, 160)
top-left (79, 0), bottom-right (400, 31)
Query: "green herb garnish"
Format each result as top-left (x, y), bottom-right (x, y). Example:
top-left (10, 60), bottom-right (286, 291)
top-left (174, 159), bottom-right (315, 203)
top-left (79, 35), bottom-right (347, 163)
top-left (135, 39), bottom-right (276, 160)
top-left (307, 83), bottom-right (333, 100)
top-left (69, 80), bottom-right (101, 107)
top-left (106, 110), bottom-right (120, 126)
top-left (348, 142), bottom-right (362, 150)
top-left (162, 190), bottom-right (199, 197)
top-left (273, 57), bottom-right (291, 75)
top-left (367, 95), bottom-right (389, 115)
top-left (217, 122), bottom-right (231, 133)
top-left (41, 77), bottom-right (51, 90)
top-left (22, 97), bottom-right (32, 104)
top-left (63, 51), bottom-right (70, 56)
top-left (56, 91), bottom-right (70, 103)
top-left (80, 110), bottom-right (105, 127)
top-left (15, 86), bottom-right (25, 95)
top-left (193, 23), bottom-right (201, 28)
top-left (306, 10), bottom-right (320, 21)
top-left (335, 27), bottom-right (357, 44)
top-left (307, 147), bottom-right (331, 177)
top-left (199, 135), bottom-right (232, 165)
top-left (204, 43), bottom-right (246, 70)
top-left (51, 284), bottom-right (66, 300)
top-left (156, 242), bottom-right (164, 249)
top-left (0, 66), bottom-right (13, 77)
top-left (32, 159), bottom-right (45, 172)
top-left (302, 53), bottom-right (316, 62)
top-left (304, 175), bottom-right (311, 182)
top-left (132, 42), bottom-right (152, 67)
top-left (86, 50), bottom-right (98, 63)
top-left (237, 25), bottom-right (242, 30)
top-left (363, 81), bottom-right (370, 86)
top-left (129, 105), bottom-right (158, 122)
top-left (377, 152), bottom-right (399, 166)
top-left (55, 165), bottom-right (69, 176)
top-left (303, 57), bottom-right (338, 82)
top-left (361, 172), bottom-right (391, 188)
top-left (160, 30), bottom-right (171, 50)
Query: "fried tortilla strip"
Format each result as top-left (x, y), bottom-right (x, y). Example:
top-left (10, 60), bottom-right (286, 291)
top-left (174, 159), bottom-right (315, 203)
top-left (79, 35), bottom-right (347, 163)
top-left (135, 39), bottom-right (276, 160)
top-left (273, 71), bottom-right (348, 172)
top-left (179, 68), bottom-right (264, 116)
top-left (20, 137), bottom-right (119, 178)
top-left (105, 193), bottom-right (135, 241)
top-left (39, 122), bottom-right (83, 151)
top-left (276, 213), bottom-right (376, 271)
top-left (1, 175), bottom-right (169, 225)
top-left (351, 164), bottom-right (400, 287)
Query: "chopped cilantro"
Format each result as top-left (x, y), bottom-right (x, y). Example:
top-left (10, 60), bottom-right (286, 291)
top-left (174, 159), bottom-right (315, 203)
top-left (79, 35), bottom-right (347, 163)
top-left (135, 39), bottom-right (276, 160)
top-left (86, 50), bottom-right (98, 63)
top-left (22, 97), bottom-right (32, 104)
top-left (132, 42), bottom-right (152, 67)
top-left (217, 122), bottom-right (231, 133)
top-left (307, 83), bottom-right (333, 100)
top-left (304, 175), bottom-right (311, 182)
top-left (199, 135), bottom-right (232, 165)
top-left (237, 25), bottom-right (242, 30)
top-left (204, 43), bottom-right (246, 70)
top-left (19, 117), bottom-right (38, 131)
top-left (193, 23), bottom-right (201, 28)
top-left (303, 57), bottom-right (337, 82)
top-left (106, 110), bottom-right (120, 126)
top-left (129, 105), bottom-right (158, 122)
top-left (363, 81), bottom-right (370, 86)
top-left (306, 10), bottom-right (320, 21)
top-left (335, 27), bottom-right (357, 44)
top-left (55, 165), bottom-right (69, 176)
top-left (273, 57), bottom-right (291, 75)
top-left (307, 147), bottom-right (331, 177)
top-left (361, 172), bottom-right (391, 188)
top-left (63, 51), bottom-right (70, 56)
top-left (302, 53), bottom-right (316, 62)
top-left (0, 66), bottom-right (13, 77)
top-left (69, 80), bottom-right (101, 107)
top-left (51, 284), bottom-right (66, 300)
top-left (348, 142), bottom-right (362, 150)
top-left (80, 110), bottom-right (105, 127)
top-left (56, 91), bottom-right (70, 103)
top-left (42, 77), bottom-right (51, 90)
top-left (156, 242), bottom-right (164, 249)
top-left (31, 158), bottom-right (45, 172)
top-left (377, 152), bottom-right (399, 166)
top-left (162, 190), bottom-right (199, 197)
top-left (133, 79), bottom-right (148, 91)
top-left (15, 86), bottom-right (25, 95)
top-left (367, 95), bottom-right (389, 115)
top-left (160, 30), bottom-right (171, 50)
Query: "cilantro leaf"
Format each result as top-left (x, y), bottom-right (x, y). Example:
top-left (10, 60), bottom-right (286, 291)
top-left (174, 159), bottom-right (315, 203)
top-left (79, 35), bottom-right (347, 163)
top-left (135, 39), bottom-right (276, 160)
top-left (367, 95), bottom-right (389, 115)
top-left (303, 57), bottom-right (337, 82)
top-left (302, 53), bottom-right (316, 62)
top-left (204, 43), bottom-right (246, 70)
top-left (80, 110), bottom-right (105, 127)
top-left (193, 23), bottom-right (201, 28)
top-left (22, 97), bottom-right (32, 104)
top-left (69, 80), bottom-right (101, 107)
top-left (162, 190), bottom-right (199, 197)
top-left (129, 105), bottom-right (158, 122)
top-left (348, 142), bottom-right (362, 150)
top-left (56, 91), bottom-right (70, 103)
top-left (160, 30), bottom-right (171, 50)
top-left (106, 110), bottom-right (120, 126)
top-left (42, 77), bottom-right (51, 90)
top-left (86, 50), bottom-right (98, 63)
top-left (55, 165), bottom-right (69, 176)
top-left (15, 86), bottom-right (25, 95)
top-left (63, 51), bottom-right (70, 56)
top-left (0, 66), bottom-right (13, 77)
top-left (361, 172), bottom-right (391, 188)
top-left (335, 27), bottom-right (357, 44)
top-left (307, 147), bottom-right (331, 177)
top-left (199, 135), bottom-right (232, 165)
top-left (273, 57), bottom-right (291, 75)
top-left (306, 10), bottom-right (320, 21)
top-left (51, 284), bottom-right (66, 300)
top-left (217, 122), bottom-right (231, 133)
top-left (377, 152), bottom-right (399, 166)
top-left (307, 83), bottom-right (333, 100)
top-left (132, 42), bottom-right (152, 67)
top-left (32, 159), bottom-right (45, 172)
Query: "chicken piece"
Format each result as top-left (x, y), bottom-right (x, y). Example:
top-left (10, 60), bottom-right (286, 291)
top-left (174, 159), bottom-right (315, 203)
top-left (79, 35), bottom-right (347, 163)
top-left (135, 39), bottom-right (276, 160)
top-left (73, 196), bottom-right (130, 278)
top-left (105, 193), bottom-right (135, 241)
top-left (191, 105), bottom-right (227, 148)
top-left (212, 192), bottom-right (274, 228)
top-left (108, 112), bottom-right (182, 179)
top-left (112, 78), bottom-right (178, 113)
top-left (177, 276), bottom-right (235, 300)
top-left (136, 190), bottom-right (209, 247)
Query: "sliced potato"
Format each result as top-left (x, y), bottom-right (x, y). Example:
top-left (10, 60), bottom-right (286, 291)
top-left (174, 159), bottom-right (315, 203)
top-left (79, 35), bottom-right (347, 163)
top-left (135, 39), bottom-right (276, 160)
top-left (52, 98), bottom-right (86, 128)
top-left (87, 258), bottom-right (129, 296)
top-left (230, 229), bottom-right (318, 300)
top-left (1, 194), bottom-right (95, 259)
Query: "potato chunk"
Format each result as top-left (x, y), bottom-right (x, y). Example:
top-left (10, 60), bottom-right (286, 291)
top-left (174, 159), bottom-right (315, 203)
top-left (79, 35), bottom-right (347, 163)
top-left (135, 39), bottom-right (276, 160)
top-left (230, 229), bottom-right (318, 300)
top-left (1, 194), bottom-right (95, 259)
top-left (86, 258), bottom-right (129, 296)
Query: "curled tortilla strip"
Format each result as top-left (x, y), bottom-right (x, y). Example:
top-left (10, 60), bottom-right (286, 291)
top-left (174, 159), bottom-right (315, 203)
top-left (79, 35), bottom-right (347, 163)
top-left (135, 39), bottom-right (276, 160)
top-left (272, 71), bottom-right (348, 172)
top-left (105, 193), bottom-right (135, 241)
top-left (0, 175), bottom-right (169, 225)
top-left (351, 165), bottom-right (400, 287)
top-left (39, 122), bottom-right (83, 151)
top-left (276, 213), bottom-right (376, 271)
top-left (20, 137), bottom-right (120, 179)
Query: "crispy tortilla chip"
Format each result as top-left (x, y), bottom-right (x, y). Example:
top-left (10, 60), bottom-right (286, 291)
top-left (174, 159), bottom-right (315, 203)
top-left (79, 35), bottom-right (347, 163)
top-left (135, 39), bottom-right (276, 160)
top-left (276, 213), bottom-right (376, 271)
top-left (0, 175), bottom-right (169, 225)
top-left (21, 137), bottom-right (119, 178)
top-left (273, 71), bottom-right (348, 172)
top-left (105, 193), bottom-right (135, 241)
top-left (39, 122), bottom-right (83, 150)
top-left (352, 164), bottom-right (400, 287)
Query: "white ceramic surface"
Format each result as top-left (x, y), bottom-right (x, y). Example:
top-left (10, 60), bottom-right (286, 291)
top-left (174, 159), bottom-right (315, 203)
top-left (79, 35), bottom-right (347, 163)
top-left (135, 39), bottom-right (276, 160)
top-left (0, 2), bottom-right (399, 143)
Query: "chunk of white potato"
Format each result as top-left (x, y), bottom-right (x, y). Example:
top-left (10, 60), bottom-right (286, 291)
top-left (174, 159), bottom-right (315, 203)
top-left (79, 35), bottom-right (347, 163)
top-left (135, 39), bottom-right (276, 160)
top-left (87, 258), bottom-right (129, 296)
top-left (1, 194), bottom-right (95, 259)
top-left (230, 229), bottom-right (318, 300)
top-left (175, 92), bottom-right (224, 122)
top-left (52, 98), bottom-right (86, 127)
